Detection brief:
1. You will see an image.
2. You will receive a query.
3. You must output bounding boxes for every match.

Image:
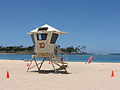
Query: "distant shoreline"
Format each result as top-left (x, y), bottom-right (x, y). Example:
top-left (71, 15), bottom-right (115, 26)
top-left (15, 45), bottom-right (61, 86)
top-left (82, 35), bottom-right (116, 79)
top-left (0, 52), bottom-right (120, 55)
top-left (0, 52), bottom-right (32, 54)
top-left (0, 52), bottom-right (87, 55)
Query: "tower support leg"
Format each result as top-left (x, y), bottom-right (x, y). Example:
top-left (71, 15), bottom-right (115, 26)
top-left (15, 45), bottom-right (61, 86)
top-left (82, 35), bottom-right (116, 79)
top-left (39, 58), bottom-right (45, 71)
top-left (50, 60), bottom-right (57, 73)
top-left (34, 58), bottom-right (40, 71)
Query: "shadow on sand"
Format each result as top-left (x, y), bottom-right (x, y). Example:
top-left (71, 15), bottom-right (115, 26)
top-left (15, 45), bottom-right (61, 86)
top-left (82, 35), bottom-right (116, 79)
top-left (29, 70), bottom-right (71, 74)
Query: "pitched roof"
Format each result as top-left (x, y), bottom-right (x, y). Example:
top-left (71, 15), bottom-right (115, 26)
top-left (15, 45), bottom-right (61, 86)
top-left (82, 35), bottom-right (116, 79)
top-left (31, 24), bottom-right (61, 32)
top-left (28, 24), bottom-right (67, 34)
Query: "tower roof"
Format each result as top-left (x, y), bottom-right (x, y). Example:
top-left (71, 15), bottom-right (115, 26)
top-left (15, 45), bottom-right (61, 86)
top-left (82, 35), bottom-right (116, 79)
top-left (29, 24), bottom-right (67, 34)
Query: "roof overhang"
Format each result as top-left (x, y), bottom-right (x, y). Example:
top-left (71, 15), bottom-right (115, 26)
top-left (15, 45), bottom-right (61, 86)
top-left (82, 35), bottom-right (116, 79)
top-left (28, 24), bottom-right (67, 35)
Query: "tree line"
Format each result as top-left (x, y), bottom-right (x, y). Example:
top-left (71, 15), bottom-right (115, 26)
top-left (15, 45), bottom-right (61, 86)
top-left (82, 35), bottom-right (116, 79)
top-left (61, 46), bottom-right (86, 53)
top-left (0, 45), bottom-right (33, 53)
top-left (0, 45), bottom-right (86, 54)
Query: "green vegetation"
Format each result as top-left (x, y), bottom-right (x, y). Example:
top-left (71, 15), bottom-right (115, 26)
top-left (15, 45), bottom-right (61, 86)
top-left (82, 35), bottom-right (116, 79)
top-left (0, 45), bottom-right (86, 54)
top-left (0, 45), bottom-right (34, 53)
top-left (61, 46), bottom-right (86, 53)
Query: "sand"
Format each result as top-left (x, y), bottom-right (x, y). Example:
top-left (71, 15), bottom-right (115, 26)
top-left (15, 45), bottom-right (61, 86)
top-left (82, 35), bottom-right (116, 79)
top-left (0, 60), bottom-right (120, 90)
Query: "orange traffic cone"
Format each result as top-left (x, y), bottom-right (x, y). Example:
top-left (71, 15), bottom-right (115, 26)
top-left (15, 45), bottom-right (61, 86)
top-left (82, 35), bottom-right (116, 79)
top-left (6, 71), bottom-right (10, 78)
top-left (111, 70), bottom-right (114, 77)
top-left (49, 61), bottom-right (50, 64)
top-left (27, 63), bottom-right (29, 67)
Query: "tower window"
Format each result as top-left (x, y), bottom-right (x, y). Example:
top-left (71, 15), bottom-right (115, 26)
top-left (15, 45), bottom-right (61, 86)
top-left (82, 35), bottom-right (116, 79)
top-left (37, 33), bottom-right (47, 40)
top-left (50, 33), bottom-right (58, 44)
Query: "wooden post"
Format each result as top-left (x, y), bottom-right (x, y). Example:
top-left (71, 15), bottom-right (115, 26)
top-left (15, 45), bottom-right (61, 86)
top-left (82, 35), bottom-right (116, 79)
top-left (39, 58), bottom-right (45, 71)
top-left (50, 60), bottom-right (57, 73)
top-left (34, 58), bottom-right (40, 71)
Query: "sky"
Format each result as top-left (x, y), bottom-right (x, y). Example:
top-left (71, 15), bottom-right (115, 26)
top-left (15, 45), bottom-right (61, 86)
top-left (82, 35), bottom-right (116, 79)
top-left (0, 0), bottom-right (120, 53)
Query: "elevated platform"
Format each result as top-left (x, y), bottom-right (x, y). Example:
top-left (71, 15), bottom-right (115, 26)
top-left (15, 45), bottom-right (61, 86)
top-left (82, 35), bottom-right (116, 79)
top-left (27, 57), bottom-right (68, 73)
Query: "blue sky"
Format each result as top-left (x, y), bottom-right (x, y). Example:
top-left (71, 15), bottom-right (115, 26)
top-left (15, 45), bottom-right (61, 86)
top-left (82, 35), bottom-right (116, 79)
top-left (0, 0), bottom-right (120, 53)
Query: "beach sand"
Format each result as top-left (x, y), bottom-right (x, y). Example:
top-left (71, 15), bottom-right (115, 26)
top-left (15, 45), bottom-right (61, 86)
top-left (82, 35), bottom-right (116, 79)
top-left (0, 60), bottom-right (120, 90)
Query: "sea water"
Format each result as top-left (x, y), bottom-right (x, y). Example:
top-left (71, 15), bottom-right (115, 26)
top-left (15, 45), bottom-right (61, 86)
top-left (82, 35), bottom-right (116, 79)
top-left (0, 54), bottom-right (120, 63)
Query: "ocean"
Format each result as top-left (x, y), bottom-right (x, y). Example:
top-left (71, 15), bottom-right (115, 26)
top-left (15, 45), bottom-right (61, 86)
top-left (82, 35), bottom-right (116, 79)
top-left (0, 54), bottom-right (120, 63)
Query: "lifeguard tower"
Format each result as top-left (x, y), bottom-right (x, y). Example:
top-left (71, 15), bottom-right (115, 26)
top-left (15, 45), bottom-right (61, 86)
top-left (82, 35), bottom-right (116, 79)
top-left (27, 24), bottom-right (68, 73)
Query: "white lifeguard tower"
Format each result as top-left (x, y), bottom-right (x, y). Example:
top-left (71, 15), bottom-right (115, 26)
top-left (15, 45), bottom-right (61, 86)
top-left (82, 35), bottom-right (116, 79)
top-left (27, 24), bottom-right (68, 73)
